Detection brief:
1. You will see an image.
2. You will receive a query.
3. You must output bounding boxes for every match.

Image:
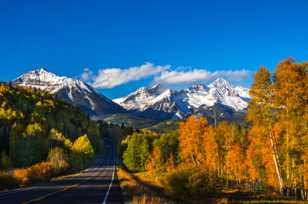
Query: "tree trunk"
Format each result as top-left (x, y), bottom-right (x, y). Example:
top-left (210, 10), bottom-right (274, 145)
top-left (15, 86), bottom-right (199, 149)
top-left (269, 131), bottom-right (284, 193)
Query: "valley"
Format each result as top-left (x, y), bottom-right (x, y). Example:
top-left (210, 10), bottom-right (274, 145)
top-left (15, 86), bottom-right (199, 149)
top-left (1, 1), bottom-right (307, 203)
top-left (0, 59), bottom-right (307, 204)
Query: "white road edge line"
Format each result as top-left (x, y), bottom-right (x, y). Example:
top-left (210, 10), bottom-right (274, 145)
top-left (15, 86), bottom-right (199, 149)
top-left (102, 162), bottom-right (115, 204)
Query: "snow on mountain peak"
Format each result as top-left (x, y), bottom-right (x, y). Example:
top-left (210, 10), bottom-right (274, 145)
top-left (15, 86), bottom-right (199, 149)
top-left (208, 78), bottom-right (233, 89)
top-left (13, 68), bottom-right (123, 117)
top-left (14, 68), bottom-right (94, 95)
top-left (16, 68), bottom-right (62, 84)
top-left (113, 84), bottom-right (166, 111)
top-left (113, 78), bottom-right (250, 117)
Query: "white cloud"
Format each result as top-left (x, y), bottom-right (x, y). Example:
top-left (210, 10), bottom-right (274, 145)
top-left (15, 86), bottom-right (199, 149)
top-left (154, 69), bottom-right (249, 85)
top-left (89, 62), bottom-right (170, 88)
top-left (81, 62), bottom-right (249, 89)
top-left (81, 68), bottom-right (93, 81)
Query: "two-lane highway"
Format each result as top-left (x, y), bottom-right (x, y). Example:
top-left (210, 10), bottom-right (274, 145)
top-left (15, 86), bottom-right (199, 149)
top-left (0, 138), bottom-right (123, 204)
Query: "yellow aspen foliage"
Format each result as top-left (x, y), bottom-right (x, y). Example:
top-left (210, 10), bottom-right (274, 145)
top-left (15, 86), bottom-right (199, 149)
top-left (146, 147), bottom-right (160, 175)
top-left (166, 154), bottom-right (176, 172)
top-left (246, 140), bottom-right (259, 183)
top-left (203, 126), bottom-right (218, 171)
top-left (179, 115), bottom-right (207, 166)
top-left (72, 135), bottom-right (94, 158)
top-left (225, 144), bottom-right (244, 182)
top-left (260, 140), bottom-right (281, 188)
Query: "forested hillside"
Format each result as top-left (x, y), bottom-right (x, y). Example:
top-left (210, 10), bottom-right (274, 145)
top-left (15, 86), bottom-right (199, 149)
top-left (0, 83), bottom-right (102, 187)
top-left (120, 59), bottom-right (308, 202)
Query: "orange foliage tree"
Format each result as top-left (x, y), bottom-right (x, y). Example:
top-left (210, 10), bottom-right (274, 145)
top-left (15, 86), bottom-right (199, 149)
top-left (179, 116), bottom-right (207, 167)
top-left (203, 126), bottom-right (219, 172)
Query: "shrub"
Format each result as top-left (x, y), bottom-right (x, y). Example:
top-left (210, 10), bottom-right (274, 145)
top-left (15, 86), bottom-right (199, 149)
top-left (13, 168), bottom-right (29, 186)
top-left (188, 170), bottom-right (220, 198)
top-left (164, 168), bottom-right (222, 200)
top-left (0, 172), bottom-right (18, 189)
top-left (47, 147), bottom-right (69, 175)
top-left (1, 151), bottom-right (11, 170)
top-left (27, 162), bottom-right (54, 182)
top-left (12, 162), bottom-right (56, 186)
top-left (69, 152), bottom-right (85, 171)
top-left (164, 168), bottom-right (191, 199)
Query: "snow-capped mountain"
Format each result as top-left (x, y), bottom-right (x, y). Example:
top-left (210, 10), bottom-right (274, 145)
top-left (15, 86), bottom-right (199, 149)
top-left (113, 84), bottom-right (165, 111)
top-left (114, 78), bottom-right (250, 120)
top-left (13, 68), bottom-right (124, 117)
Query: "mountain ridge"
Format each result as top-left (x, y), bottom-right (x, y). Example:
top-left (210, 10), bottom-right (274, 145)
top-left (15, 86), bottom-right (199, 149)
top-left (113, 78), bottom-right (250, 120)
top-left (11, 68), bottom-right (250, 126)
top-left (12, 68), bottom-right (124, 118)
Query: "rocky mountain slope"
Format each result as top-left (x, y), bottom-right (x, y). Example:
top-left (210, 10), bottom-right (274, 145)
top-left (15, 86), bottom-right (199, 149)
top-left (114, 78), bottom-right (250, 121)
top-left (13, 68), bottom-right (124, 117)
top-left (12, 69), bottom-right (250, 125)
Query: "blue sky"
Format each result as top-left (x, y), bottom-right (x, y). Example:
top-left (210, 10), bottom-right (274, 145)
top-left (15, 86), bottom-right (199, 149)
top-left (0, 0), bottom-right (307, 98)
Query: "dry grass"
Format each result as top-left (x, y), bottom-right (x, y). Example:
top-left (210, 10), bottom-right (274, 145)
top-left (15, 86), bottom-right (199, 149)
top-left (1, 161), bottom-right (68, 190)
top-left (132, 194), bottom-right (176, 204)
top-left (117, 168), bottom-right (308, 204)
top-left (117, 168), bottom-right (178, 204)
top-left (27, 162), bottom-right (54, 182)
top-left (12, 168), bottom-right (29, 186)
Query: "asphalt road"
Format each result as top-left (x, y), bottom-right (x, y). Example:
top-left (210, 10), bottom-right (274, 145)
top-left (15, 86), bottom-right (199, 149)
top-left (0, 138), bottom-right (123, 204)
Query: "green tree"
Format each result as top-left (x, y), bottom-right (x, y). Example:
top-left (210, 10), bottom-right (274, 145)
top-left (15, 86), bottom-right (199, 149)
top-left (123, 132), bottom-right (150, 172)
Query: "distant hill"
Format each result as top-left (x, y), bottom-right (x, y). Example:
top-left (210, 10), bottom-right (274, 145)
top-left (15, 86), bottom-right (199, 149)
top-left (148, 120), bottom-right (181, 133)
top-left (103, 113), bottom-right (158, 129)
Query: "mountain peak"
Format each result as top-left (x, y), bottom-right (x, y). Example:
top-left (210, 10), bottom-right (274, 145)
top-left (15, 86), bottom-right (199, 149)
top-left (29, 67), bottom-right (56, 76)
top-left (209, 78), bottom-right (232, 88)
top-left (114, 77), bottom-right (250, 116)
top-left (13, 68), bottom-right (124, 117)
top-left (150, 83), bottom-right (160, 89)
top-left (190, 83), bottom-right (207, 91)
top-left (15, 68), bottom-right (63, 83)
top-left (133, 84), bottom-right (163, 95)
top-left (34, 67), bottom-right (49, 73)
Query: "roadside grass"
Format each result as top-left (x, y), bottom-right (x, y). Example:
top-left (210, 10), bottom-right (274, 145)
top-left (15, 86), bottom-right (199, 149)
top-left (218, 190), bottom-right (307, 203)
top-left (239, 201), bottom-right (308, 204)
top-left (0, 161), bottom-right (68, 190)
top-left (117, 168), bottom-right (308, 204)
top-left (117, 167), bottom-right (179, 204)
top-left (132, 194), bottom-right (176, 204)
